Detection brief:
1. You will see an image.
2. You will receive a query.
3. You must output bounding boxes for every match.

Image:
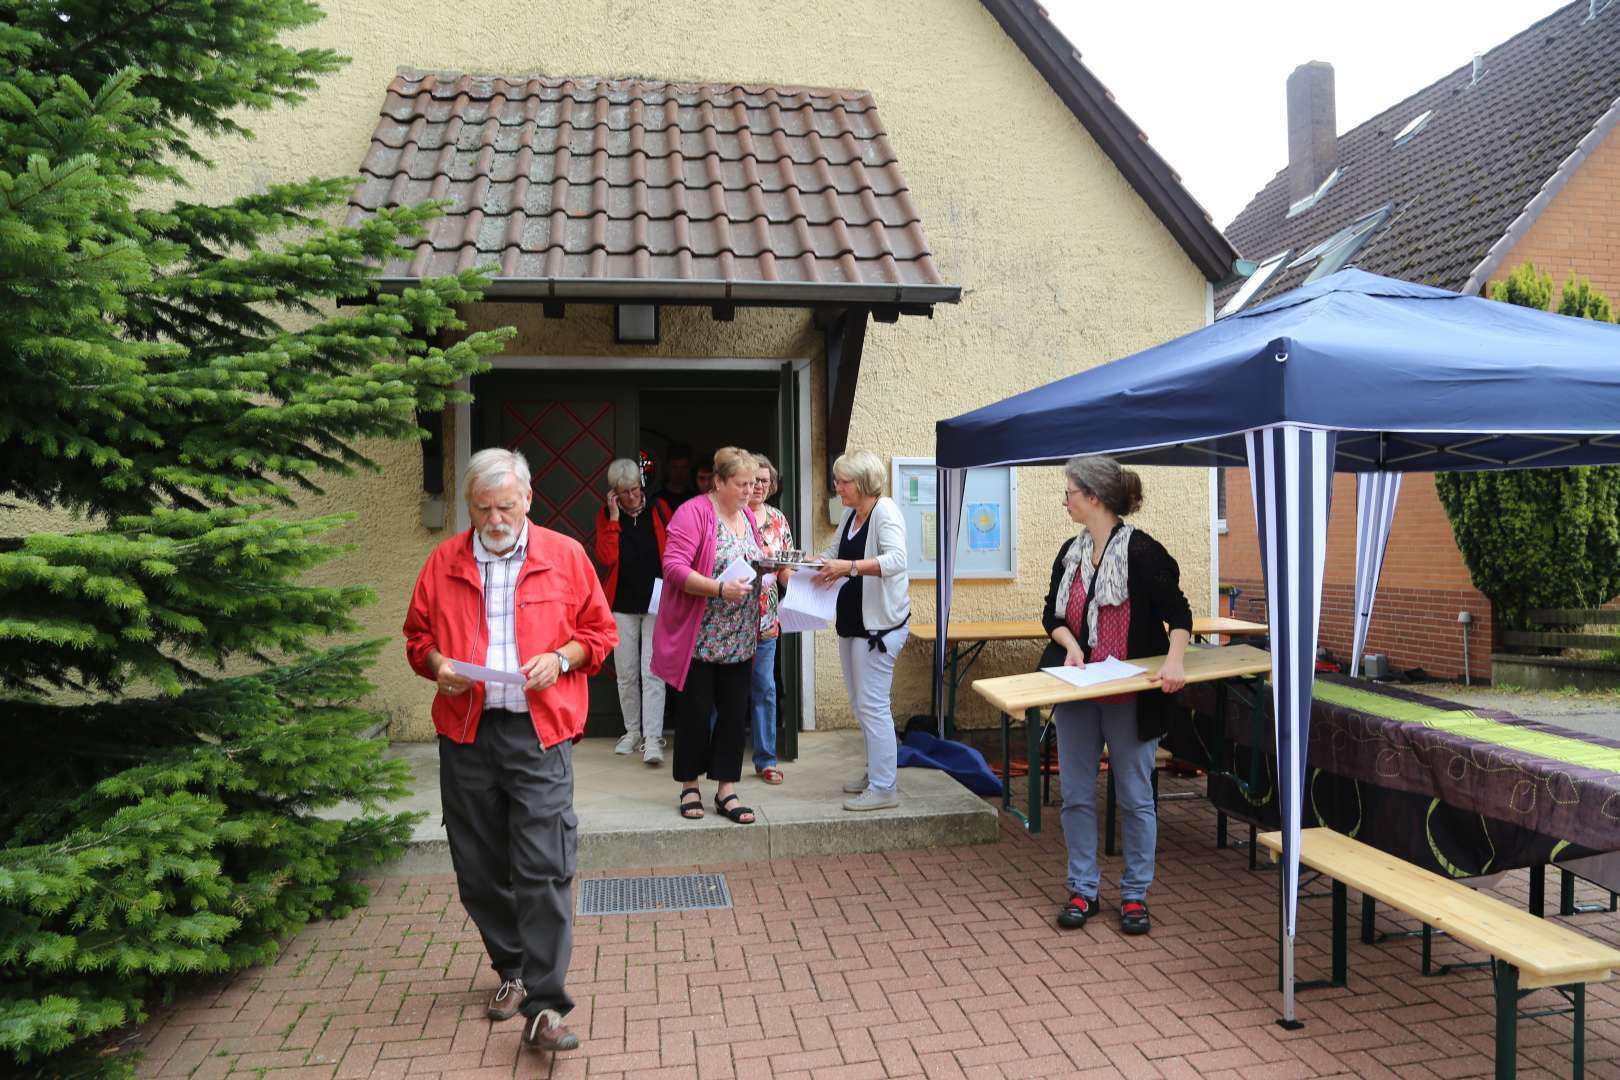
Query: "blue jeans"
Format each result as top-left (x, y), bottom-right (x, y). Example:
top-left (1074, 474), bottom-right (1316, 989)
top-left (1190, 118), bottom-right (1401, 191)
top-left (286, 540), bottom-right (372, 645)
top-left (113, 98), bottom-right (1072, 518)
top-left (1053, 697), bottom-right (1158, 902)
top-left (749, 635), bottom-right (779, 771)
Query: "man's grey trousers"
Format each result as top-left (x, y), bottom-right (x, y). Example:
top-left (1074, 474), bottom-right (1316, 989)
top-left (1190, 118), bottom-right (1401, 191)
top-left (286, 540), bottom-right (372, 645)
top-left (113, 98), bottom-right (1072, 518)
top-left (439, 708), bottom-right (578, 1017)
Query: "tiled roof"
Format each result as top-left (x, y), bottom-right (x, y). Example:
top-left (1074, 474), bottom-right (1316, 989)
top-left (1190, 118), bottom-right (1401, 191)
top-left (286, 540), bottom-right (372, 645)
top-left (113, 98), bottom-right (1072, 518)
top-left (978, 0), bottom-right (1239, 283)
top-left (346, 71), bottom-right (958, 305)
top-left (1220, 0), bottom-right (1620, 311)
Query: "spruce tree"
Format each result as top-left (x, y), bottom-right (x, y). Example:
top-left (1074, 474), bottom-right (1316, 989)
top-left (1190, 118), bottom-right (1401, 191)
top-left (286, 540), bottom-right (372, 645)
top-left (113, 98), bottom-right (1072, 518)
top-left (0, 3), bottom-right (512, 1075)
top-left (1436, 262), bottom-right (1620, 627)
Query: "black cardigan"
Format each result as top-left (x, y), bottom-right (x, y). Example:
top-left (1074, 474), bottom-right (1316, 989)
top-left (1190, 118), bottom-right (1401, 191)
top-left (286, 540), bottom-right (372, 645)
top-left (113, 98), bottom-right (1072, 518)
top-left (1039, 528), bottom-right (1194, 740)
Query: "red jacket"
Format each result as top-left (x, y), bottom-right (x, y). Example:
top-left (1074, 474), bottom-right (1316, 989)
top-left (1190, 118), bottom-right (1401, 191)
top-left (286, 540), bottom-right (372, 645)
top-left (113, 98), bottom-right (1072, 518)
top-left (591, 497), bottom-right (671, 607)
top-left (404, 526), bottom-right (618, 748)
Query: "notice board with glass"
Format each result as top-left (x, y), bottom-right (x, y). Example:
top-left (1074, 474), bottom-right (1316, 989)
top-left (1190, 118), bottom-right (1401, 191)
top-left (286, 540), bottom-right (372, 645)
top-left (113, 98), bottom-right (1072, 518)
top-left (890, 457), bottom-right (1017, 580)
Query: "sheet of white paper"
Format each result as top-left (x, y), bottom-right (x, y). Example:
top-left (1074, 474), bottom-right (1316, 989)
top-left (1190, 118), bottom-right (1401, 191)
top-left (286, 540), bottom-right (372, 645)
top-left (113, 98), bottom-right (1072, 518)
top-left (450, 659), bottom-right (526, 685)
top-left (1041, 656), bottom-right (1147, 689)
top-left (777, 567), bottom-right (840, 633)
top-left (716, 558), bottom-right (756, 586)
top-left (647, 577), bottom-right (662, 615)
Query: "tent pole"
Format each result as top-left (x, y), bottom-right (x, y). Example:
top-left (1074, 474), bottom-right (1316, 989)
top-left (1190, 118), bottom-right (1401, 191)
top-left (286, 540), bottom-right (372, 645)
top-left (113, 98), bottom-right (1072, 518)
top-left (1279, 867), bottom-right (1302, 1029)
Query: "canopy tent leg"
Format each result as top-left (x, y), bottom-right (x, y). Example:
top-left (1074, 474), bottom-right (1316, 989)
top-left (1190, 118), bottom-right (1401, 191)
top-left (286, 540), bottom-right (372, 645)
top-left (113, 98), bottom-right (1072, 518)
top-left (1350, 471), bottom-right (1401, 679)
top-left (1247, 424), bottom-right (1336, 1030)
top-left (932, 467), bottom-right (967, 737)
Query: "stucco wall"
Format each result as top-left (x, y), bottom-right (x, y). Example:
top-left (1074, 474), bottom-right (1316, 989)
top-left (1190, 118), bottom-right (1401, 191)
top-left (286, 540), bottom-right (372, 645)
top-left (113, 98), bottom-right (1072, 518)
top-left (129, 0), bottom-right (1214, 737)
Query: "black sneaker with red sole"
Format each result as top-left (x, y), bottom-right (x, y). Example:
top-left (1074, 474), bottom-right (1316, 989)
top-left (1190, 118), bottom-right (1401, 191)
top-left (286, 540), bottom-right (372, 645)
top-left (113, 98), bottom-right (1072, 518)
top-left (1120, 899), bottom-right (1151, 935)
top-left (1057, 893), bottom-right (1098, 929)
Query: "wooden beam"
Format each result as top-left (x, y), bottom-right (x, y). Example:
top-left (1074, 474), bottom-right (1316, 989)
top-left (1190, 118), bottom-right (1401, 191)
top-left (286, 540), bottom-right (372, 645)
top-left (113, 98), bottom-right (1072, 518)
top-left (825, 306), bottom-right (869, 476)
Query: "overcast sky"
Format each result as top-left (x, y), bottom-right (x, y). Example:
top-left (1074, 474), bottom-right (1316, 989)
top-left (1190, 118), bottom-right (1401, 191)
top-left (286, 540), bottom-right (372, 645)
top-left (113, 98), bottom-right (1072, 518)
top-left (1042, 0), bottom-right (1573, 229)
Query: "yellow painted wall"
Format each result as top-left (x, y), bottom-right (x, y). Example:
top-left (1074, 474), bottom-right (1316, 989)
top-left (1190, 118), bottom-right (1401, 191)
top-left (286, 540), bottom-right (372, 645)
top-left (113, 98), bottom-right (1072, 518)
top-left (128, 0), bottom-right (1214, 737)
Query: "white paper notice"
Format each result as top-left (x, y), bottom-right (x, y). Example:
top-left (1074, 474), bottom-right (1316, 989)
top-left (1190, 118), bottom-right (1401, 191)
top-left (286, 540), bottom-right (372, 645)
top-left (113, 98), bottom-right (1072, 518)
top-left (1041, 656), bottom-right (1147, 689)
top-left (647, 577), bottom-right (663, 615)
top-left (716, 558), bottom-right (756, 586)
top-left (777, 568), bottom-right (841, 633)
top-left (450, 659), bottom-right (526, 685)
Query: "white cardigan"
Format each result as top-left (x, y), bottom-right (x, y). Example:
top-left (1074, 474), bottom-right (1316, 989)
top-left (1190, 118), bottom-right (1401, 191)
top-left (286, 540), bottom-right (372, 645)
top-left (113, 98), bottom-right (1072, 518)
top-left (819, 495), bottom-right (910, 632)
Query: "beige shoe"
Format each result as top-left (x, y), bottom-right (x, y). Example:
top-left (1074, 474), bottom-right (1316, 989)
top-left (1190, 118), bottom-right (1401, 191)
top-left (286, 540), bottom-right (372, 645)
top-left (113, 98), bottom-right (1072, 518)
top-left (843, 788), bottom-right (898, 811)
top-left (842, 773), bottom-right (869, 794)
top-left (613, 732), bottom-right (641, 755)
top-left (642, 737), bottom-right (665, 766)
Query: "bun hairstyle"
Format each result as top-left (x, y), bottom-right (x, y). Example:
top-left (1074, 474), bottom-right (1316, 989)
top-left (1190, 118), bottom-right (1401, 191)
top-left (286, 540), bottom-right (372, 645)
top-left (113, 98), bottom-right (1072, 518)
top-left (1063, 455), bottom-right (1144, 517)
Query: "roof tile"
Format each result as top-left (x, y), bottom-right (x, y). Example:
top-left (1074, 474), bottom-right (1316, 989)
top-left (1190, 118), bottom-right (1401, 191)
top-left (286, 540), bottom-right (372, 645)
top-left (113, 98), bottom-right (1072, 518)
top-left (350, 72), bottom-right (950, 298)
top-left (1220, 0), bottom-right (1620, 309)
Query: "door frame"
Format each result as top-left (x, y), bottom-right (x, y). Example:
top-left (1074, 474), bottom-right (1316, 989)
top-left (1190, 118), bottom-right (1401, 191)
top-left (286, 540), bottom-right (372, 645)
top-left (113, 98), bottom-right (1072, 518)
top-left (453, 355), bottom-right (816, 734)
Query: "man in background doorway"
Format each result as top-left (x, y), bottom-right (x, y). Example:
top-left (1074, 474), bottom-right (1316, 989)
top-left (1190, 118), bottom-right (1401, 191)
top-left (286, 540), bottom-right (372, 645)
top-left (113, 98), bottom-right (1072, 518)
top-left (653, 442), bottom-right (697, 508)
top-left (693, 450), bottom-right (712, 495)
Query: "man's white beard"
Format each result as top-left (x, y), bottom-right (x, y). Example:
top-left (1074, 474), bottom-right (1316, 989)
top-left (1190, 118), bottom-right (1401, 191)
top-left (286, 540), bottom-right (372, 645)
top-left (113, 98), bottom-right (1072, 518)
top-left (479, 522), bottom-right (518, 552)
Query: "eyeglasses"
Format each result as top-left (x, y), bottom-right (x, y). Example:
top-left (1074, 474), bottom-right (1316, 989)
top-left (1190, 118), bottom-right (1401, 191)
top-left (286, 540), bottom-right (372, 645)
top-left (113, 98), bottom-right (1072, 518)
top-left (1063, 487), bottom-right (1083, 500)
top-left (751, 478), bottom-right (771, 487)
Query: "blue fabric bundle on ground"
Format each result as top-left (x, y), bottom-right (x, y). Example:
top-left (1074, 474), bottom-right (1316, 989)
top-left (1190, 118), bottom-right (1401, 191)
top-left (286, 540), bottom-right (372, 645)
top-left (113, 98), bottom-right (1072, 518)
top-left (897, 729), bottom-right (1003, 796)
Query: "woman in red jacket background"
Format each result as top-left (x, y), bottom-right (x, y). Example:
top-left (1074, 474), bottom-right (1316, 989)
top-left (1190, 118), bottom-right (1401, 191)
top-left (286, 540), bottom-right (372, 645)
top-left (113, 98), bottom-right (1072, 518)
top-left (592, 457), bottom-right (672, 766)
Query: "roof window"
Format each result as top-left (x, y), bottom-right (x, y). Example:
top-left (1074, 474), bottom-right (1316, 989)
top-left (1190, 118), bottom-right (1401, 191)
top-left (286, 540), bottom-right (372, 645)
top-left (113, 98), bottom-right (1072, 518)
top-left (1286, 167), bottom-right (1340, 218)
top-left (1291, 205), bottom-right (1393, 282)
top-left (1393, 110), bottom-right (1433, 145)
top-left (1218, 250), bottom-right (1291, 318)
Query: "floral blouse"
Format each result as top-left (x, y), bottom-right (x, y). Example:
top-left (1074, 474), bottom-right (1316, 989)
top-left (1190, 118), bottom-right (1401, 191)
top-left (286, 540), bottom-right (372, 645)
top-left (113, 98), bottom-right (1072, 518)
top-left (755, 504), bottom-right (794, 640)
top-left (694, 516), bottom-right (762, 664)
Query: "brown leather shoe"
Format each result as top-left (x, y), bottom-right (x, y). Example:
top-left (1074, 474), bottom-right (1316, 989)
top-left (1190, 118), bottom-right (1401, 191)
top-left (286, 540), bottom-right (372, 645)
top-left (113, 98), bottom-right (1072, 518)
top-left (487, 977), bottom-right (526, 1021)
top-left (523, 1009), bottom-right (580, 1052)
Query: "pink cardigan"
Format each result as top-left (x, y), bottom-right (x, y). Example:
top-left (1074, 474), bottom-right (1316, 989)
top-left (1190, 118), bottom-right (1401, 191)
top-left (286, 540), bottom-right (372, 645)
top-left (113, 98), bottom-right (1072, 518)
top-left (650, 494), bottom-right (763, 692)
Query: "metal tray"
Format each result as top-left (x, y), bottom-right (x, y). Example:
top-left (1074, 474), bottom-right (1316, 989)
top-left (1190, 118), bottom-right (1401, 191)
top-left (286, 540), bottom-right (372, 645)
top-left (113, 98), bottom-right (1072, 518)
top-left (751, 555), bottom-right (826, 572)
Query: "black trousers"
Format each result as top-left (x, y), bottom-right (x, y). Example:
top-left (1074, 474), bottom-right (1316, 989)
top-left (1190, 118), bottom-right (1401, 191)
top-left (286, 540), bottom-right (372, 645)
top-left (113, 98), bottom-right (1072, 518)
top-left (438, 709), bottom-right (577, 1017)
top-left (673, 658), bottom-right (751, 783)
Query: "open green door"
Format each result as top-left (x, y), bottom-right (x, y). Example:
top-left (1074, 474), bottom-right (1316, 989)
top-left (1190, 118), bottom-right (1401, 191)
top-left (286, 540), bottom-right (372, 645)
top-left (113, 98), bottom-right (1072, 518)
top-left (775, 360), bottom-right (804, 760)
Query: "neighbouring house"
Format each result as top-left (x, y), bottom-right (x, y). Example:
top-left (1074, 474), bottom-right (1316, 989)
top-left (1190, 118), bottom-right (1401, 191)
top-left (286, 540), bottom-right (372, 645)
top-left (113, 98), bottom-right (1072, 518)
top-left (186, 0), bottom-right (1240, 739)
top-left (1214, 0), bottom-right (1620, 680)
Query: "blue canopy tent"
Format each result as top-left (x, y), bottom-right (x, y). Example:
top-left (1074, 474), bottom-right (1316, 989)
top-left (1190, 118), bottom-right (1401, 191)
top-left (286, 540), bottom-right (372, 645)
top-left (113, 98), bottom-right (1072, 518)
top-left (932, 268), bottom-right (1620, 1025)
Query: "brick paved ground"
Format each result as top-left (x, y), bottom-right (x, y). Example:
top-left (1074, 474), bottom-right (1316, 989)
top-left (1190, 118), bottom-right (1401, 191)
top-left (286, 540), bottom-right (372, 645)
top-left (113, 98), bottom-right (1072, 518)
top-left (123, 777), bottom-right (1620, 1079)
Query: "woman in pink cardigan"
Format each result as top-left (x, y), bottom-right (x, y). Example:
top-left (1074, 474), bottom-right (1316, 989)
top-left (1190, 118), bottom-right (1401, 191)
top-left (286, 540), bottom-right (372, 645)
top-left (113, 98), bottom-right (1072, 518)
top-left (651, 447), bottom-right (767, 824)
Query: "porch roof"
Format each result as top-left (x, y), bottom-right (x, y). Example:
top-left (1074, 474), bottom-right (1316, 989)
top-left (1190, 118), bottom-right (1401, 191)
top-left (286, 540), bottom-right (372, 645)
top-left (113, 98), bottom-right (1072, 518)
top-left (346, 71), bottom-right (960, 307)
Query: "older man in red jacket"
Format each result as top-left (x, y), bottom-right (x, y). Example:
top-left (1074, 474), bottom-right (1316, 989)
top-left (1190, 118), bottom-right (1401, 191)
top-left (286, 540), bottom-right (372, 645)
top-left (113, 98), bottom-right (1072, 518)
top-left (404, 447), bottom-right (616, 1056)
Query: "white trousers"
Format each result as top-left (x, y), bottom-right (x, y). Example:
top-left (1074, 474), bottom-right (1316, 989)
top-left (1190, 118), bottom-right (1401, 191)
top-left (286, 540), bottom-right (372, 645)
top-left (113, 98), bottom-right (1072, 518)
top-left (611, 612), bottom-right (664, 739)
top-left (837, 625), bottom-right (908, 792)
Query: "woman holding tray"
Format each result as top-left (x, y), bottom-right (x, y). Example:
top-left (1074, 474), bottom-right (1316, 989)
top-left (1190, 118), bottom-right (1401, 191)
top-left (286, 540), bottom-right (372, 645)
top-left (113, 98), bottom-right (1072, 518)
top-left (1042, 454), bottom-right (1191, 936)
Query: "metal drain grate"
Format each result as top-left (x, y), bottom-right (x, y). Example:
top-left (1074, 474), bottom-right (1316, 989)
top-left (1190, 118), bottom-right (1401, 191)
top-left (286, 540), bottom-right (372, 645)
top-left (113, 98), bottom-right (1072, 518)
top-left (577, 873), bottom-right (732, 915)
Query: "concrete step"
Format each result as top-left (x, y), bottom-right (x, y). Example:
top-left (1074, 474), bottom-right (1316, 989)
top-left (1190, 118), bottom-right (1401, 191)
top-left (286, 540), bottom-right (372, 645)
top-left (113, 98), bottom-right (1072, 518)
top-left (343, 730), bottom-right (999, 876)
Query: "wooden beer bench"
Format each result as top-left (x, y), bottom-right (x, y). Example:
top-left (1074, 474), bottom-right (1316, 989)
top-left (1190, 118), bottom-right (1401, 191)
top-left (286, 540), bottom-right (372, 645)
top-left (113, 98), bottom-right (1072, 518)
top-left (1258, 827), bottom-right (1620, 1079)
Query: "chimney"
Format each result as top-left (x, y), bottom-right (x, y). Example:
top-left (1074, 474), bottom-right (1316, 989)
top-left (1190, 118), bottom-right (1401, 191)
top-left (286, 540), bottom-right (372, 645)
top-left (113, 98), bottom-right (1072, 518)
top-left (1286, 61), bottom-right (1337, 206)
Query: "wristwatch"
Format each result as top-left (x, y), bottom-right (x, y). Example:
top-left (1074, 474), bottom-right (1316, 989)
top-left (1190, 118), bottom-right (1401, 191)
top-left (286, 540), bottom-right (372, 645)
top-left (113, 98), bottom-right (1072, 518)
top-left (554, 649), bottom-right (571, 674)
top-left (847, 561), bottom-right (859, 578)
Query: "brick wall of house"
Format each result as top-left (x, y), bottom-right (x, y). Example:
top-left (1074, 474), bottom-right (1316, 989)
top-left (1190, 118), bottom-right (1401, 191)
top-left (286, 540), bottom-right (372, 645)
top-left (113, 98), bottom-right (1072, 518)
top-left (1486, 124), bottom-right (1620, 305)
top-left (1219, 471), bottom-right (1494, 679)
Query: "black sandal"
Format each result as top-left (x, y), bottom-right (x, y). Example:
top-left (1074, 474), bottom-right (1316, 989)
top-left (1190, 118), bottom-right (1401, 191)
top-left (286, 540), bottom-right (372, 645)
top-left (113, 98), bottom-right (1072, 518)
top-left (713, 792), bottom-right (755, 824)
top-left (678, 787), bottom-right (704, 819)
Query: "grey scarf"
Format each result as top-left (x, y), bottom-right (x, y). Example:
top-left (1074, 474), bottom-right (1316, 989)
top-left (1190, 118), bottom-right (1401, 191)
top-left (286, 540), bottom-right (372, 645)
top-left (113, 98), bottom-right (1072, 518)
top-left (1053, 523), bottom-right (1134, 649)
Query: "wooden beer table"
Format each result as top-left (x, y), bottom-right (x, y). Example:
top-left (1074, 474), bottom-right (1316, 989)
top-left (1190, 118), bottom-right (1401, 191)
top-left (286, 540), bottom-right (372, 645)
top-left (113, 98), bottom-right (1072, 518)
top-left (970, 643), bottom-right (1273, 833)
top-left (912, 616), bottom-right (1267, 737)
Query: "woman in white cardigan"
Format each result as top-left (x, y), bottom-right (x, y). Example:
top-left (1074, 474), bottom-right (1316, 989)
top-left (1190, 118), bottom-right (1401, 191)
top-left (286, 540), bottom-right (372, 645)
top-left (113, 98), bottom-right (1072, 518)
top-left (814, 449), bottom-right (910, 811)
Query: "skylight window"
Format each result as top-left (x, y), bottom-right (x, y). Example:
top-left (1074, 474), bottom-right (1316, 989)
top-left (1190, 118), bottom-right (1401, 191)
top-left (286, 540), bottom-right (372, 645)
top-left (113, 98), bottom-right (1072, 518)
top-left (1393, 110), bottom-right (1433, 145)
top-left (1292, 205), bottom-right (1393, 283)
top-left (1286, 167), bottom-right (1340, 218)
top-left (1218, 250), bottom-right (1291, 318)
